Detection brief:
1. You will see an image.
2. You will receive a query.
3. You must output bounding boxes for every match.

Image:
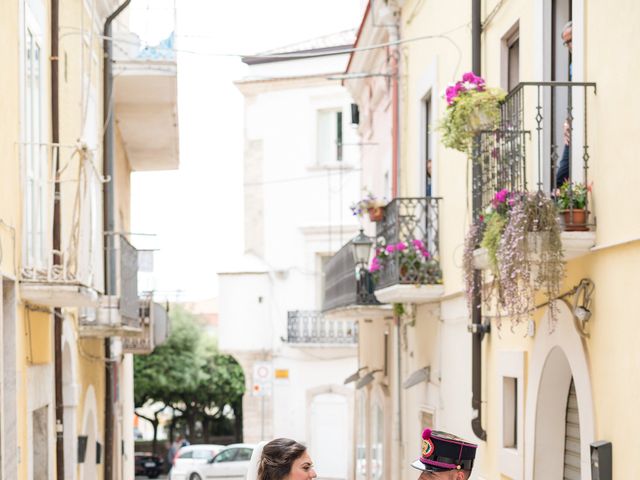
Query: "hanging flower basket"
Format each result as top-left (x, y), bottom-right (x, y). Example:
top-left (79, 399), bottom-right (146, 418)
top-left (438, 72), bottom-right (506, 154)
top-left (368, 206), bottom-right (385, 222)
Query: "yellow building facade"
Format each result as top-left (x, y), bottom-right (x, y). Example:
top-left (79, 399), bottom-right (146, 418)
top-left (330, 1), bottom-right (640, 480)
top-left (0, 0), bottom-right (177, 478)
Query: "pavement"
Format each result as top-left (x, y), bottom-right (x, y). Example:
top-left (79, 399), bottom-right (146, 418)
top-left (135, 475), bottom-right (168, 479)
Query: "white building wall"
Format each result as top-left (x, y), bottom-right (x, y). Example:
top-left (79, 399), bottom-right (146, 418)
top-left (219, 50), bottom-right (361, 473)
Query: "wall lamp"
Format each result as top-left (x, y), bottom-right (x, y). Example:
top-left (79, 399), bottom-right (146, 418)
top-left (344, 367), bottom-right (368, 385)
top-left (355, 369), bottom-right (382, 389)
top-left (572, 278), bottom-right (595, 336)
top-left (402, 366), bottom-right (431, 389)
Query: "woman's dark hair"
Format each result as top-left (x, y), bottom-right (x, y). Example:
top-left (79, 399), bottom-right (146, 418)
top-left (258, 438), bottom-right (307, 480)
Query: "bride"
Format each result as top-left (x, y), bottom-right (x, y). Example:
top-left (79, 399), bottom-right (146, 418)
top-left (246, 438), bottom-right (318, 480)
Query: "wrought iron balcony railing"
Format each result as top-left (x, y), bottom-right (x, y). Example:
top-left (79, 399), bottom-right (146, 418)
top-left (123, 296), bottom-right (170, 354)
top-left (322, 240), bottom-right (380, 313)
top-left (374, 197), bottom-right (441, 291)
top-left (472, 81), bottom-right (597, 227)
top-left (287, 310), bottom-right (358, 345)
top-left (79, 234), bottom-right (142, 336)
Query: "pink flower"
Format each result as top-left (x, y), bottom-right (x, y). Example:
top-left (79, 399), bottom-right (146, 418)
top-left (412, 239), bottom-right (425, 250)
top-left (396, 242), bottom-right (407, 251)
top-left (420, 248), bottom-right (430, 259)
top-left (386, 245), bottom-right (396, 253)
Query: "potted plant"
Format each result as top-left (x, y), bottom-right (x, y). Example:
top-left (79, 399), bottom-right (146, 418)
top-left (555, 180), bottom-right (591, 231)
top-left (370, 239), bottom-right (442, 285)
top-left (438, 72), bottom-right (506, 154)
top-left (350, 191), bottom-right (387, 222)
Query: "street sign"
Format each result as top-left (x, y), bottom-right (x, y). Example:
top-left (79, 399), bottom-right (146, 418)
top-left (252, 361), bottom-right (273, 397)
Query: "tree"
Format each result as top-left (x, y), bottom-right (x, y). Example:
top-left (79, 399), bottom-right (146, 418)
top-left (134, 305), bottom-right (246, 452)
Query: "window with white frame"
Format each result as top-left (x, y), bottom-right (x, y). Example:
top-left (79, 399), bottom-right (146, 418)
top-left (371, 401), bottom-right (384, 480)
top-left (316, 109), bottom-right (343, 165)
top-left (501, 22), bottom-right (520, 92)
top-left (23, 7), bottom-right (48, 269)
top-left (355, 390), bottom-right (367, 480)
top-left (498, 351), bottom-right (524, 480)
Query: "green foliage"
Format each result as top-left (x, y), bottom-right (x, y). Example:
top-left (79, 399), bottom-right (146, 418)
top-left (480, 213), bottom-right (507, 273)
top-left (438, 89), bottom-right (506, 153)
top-left (134, 305), bottom-right (245, 442)
top-left (555, 180), bottom-right (589, 210)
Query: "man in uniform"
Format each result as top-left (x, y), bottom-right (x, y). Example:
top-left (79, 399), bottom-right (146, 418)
top-left (410, 428), bottom-right (478, 479)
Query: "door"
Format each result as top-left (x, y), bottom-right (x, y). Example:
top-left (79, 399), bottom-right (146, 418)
top-left (563, 379), bottom-right (581, 480)
top-left (310, 393), bottom-right (348, 479)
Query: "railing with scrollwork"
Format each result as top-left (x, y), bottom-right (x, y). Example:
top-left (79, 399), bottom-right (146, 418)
top-left (287, 311), bottom-right (358, 344)
top-left (374, 197), bottom-right (441, 290)
top-left (472, 82), bottom-right (597, 229)
top-left (322, 240), bottom-right (380, 313)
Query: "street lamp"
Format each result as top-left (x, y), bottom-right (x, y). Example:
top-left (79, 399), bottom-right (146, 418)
top-left (351, 229), bottom-right (373, 269)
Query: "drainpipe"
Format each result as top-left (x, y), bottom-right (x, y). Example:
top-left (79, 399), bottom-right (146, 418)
top-left (103, 2), bottom-right (132, 479)
top-left (390, 19), bottom-right (400, 198)
top-left (51, 0), bottom-right (65, 477)
top-left (470, 0), bottom-right (487, 442)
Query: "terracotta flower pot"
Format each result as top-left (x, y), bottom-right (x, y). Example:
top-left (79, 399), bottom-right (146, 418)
top-left (560, 209), bottom-right (589, 231)
top-left (368, 206), bottom-right (384, 222)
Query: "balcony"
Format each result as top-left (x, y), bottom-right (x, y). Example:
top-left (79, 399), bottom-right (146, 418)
top-left (78, 235), bottom-right (142, 337)
top-left (122, 296), bottom-right (170, 354)
top-left (113, 32), bottom-right (179, 171)
top-left (373, 197), bottom-right (443, 304)
top-left (471, 81), bottom-right (597, 267)
top-left (322, 241), bottom-right (388, 320)
top-left (287, 311), bottom-right (358, 345)
top-left (19, 146), bottom-right (104, 308)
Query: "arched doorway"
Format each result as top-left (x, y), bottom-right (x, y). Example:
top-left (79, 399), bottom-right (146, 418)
top-left (79, 386), bottom-right (98, 480)
top-left (525, 302), bottom-right (595, 480)
top-left (310, 392), bottom-right (348, 479)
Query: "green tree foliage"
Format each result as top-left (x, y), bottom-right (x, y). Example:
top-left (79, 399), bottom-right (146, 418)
top-left (134, 305), bottom-right (245, 452)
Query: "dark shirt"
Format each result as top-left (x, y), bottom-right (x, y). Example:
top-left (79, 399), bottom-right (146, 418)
top-left (555, 144), bottom-right (570, 188)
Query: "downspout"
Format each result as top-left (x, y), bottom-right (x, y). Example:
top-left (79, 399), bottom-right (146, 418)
top-left (51, 0), bottom-right (64, 477)
top-left (390, 20), bottom-right (400, 198)
top-left (470, 0), bottom-right (487, 442)
top-left (103, 2), bottom-right (132, 479)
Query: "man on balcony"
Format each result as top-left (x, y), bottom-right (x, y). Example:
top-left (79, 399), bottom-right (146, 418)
top-left (556, 21), bottom-right (573, 188)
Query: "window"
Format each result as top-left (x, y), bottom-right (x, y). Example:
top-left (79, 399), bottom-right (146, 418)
top-left (235, 448), bottom-right (253, 461)
top-left (213, 448), bottom-right (237, 463)
top-left (498, 351), bottom-right (524, 479)
top-left (503, 377), bottom-right (518, 448)
top-left (371, 402), bottom-right (384, 480)
top-left (501, 23), bottom-right (520, 92)
top-left (23, 9), bottom-right (48, 269)
top-left (508, 37), bottom-right (520, 91)
top-left (356, 391), bottom-right (367, 480)
top-left (179, 450), bottom-right (194, 459)
top-left (424, 96), bottom-right (433, 197)
top-left (316, 109), bottom-right (343, 165)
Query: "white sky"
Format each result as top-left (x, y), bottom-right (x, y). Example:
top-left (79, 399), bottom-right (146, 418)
top-left (129, 0), bottom-right (366, 301)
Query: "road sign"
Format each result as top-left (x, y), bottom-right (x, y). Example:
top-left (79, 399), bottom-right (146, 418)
top-left (252, 362), bottom-right (273, 397)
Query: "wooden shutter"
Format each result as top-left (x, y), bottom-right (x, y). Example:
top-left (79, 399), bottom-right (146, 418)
top-left (563, 379), bottom-right (581, 480)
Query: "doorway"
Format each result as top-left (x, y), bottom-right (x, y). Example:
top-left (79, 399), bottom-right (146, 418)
top-left (310, 392), bottom-right (348, 479)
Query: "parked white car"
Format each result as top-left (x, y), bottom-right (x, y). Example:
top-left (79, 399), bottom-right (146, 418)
top-left (169, 444), bottom-right (225, 480)
top-left (179, 443), bottom-right (255, 480)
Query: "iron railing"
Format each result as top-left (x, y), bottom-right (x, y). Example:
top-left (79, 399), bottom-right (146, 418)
top-left (287, 310), bottom-right (358, 344)
top-left (374, 197), bottom-right (442, 290)
top-left (322, 240), bottom-right (380, 313)
top-left (122, 296), bottom-right (170, 354)
top-left (116, 234), bottom-right (140, 323)
top-left (472, 81), bottom-right (597, 228)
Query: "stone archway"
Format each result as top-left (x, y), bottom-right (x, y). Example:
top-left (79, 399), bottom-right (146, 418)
top-left (524, 301), bottom-right (595, 480)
